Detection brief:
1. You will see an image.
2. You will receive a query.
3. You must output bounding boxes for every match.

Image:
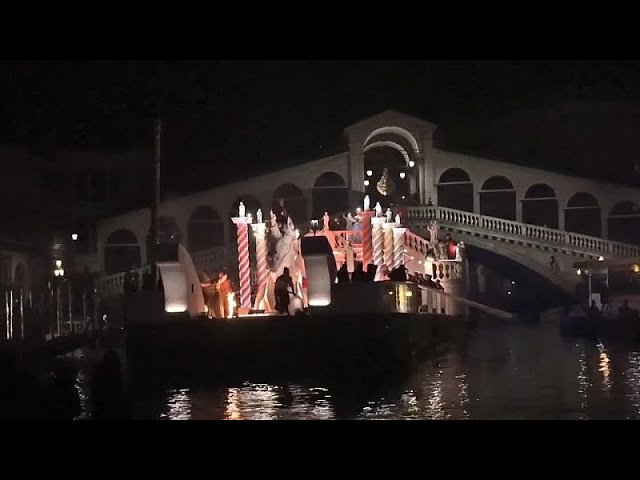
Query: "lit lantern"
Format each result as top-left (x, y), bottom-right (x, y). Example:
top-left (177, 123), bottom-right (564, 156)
top-left (305, 255), bottom-right (332, 307)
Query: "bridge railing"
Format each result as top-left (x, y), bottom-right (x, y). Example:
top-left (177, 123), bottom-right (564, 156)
top-left (98, 245), bottom-right (232, 299)
top-left (406, 205), bottom-right (640, 258)
top-left (191, 245), bottom-right (233, 270)
top-left (97, 265), bottom-right (151, 298)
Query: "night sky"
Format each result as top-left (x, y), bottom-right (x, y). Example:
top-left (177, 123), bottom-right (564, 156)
top-left (3, 60), bottom-right (640, 192)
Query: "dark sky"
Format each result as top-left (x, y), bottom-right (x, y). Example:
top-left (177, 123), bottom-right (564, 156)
top-left (3, 60), bottom-right (640, 192)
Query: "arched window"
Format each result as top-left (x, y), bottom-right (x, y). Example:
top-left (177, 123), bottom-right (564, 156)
top-left (148, 216), bottom-right (182, 244)
top-left (608, 201), bottom-right (640, 244)
top-left (312, 172), bottom-right (348, 218)
top-left (273, 183), bottom-right (307, 225)
top-left (522, 184), bottom-right (558, 228)
top-left (363, 147), bottom-right (411, 206)
top-left (438, 168), bottom-right (473, 212)
top-left (479, 176), bottom-right (515, 220)
top-left (565, 193), bottom-right (601, 237)
top-left (188, 206), bottom-right (224, 252)
top-left (104, 229), bottom-right (141, 275)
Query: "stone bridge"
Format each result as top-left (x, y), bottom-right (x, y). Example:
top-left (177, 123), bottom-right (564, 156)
top-left (93, 110), bottom-right (640, 300)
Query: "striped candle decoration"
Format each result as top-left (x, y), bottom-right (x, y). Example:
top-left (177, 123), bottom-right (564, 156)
top-left (251, 222), bottom-right (268, 296)
top-left (371, 217), bottom-right (386, 267)
top-left (360, 211), bottom-right (373, 271)
top-left (393, 227), bottom-right (407, 270)
top-left (383, 223), bottom-right (395, 269)
top-left (232, 217), bottom-right (252, 309)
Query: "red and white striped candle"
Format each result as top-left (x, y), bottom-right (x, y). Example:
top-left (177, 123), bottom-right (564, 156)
top-left (371, 217), bottom-right (386, 267)
top-left (251, 222), bottom-right (268, 294)
top-left (393, 227), bottom-right (407, 270)
top-left (383, 223), bottom-right (395, 268)
top-left (360, 211), bottom-right (373, 271)
top-left (232, 217), bottom-right (252, 309)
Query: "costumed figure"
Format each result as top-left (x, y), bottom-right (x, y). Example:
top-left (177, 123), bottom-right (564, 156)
top-left (253, 204), bottom-right (306, 314)
top-left (385, 208), bottom-right (393, 224)
top-left (322, 212), bottom-right (330, 231)
top-left (200, 271), bottom-right (231, 319)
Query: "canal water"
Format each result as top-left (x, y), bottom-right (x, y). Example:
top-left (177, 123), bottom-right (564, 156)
top-left (73, 316), bottom-right (640, 420)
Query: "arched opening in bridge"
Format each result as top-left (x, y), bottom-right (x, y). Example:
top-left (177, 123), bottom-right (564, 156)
top-left (273, 183), bottom-right (307, 226)
top-left (104, 229), bottom-right (141, 275)
top-left (522, 184), bottom-right (558, 229)
top-left (437, 168), bottom-right (473, 212)
top-left (465, 244), bottom-right (572, 313)
top-left (147, 216), bottom-right (182, 263)
top-left (565, 193), bottom-right (601, 237)
top-left (14, 263), bottom-right (26, 289)
top-left (188, 206), bottom-right (224, 252)
top-left (608, 201), bottom-right (640, 244)
top-left (312, 172), bottom-right (348, 219)
top-left (479, 176), bottom-right (516, 220)
top-left (148, 216), bottom-right (182, 244)
top-left (363, 143), bottom-right (412, 207)
top-left (363, 127), bottom-right (419, 207)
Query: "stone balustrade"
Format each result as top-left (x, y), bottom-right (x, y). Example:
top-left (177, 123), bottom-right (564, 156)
top-left (406, 205), bottom-right (640, 258)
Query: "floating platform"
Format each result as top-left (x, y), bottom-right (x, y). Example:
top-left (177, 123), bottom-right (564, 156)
top-left (124, 312), bottom-right (474, 386)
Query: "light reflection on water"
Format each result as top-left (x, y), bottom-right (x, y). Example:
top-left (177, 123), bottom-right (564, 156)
top-left (76, 321), bottom-right (640, 420)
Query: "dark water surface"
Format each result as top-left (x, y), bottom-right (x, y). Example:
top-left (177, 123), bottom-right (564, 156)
top-left (74, 318), bottom-right (640, 420)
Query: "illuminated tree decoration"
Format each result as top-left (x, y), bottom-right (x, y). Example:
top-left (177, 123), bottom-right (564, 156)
top-left (376, 168), bottom-right (395, 196)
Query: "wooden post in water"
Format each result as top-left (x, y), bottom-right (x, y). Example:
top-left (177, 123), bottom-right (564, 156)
top-left (93, 291), bottom-right (99, 331)
top-left (150, 119), bottom-right (162, 286)
top-left (5, 291), bottom-right (9, 340)
top-left (82, 292), bottom-right (88, 332)
top-left (19, 289), bottom-right (24, 340)
top-left (56, 285), bottom-right (62, 337)
top-left (46, 289), bottom-right (53, 340)
top-left (9, 290), bottom-right (13, 340)
top-left (67, 282), bottom-right (73, 334)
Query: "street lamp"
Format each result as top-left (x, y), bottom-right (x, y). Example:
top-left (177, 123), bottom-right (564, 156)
top-left (54, 260), bottom-right (65, 278)
top-left (71, 233), bottom-right (78, 241)
top-left (577, 268), bottom-right (592, 306)
top-left (310, 219), bottom-right (319, 236)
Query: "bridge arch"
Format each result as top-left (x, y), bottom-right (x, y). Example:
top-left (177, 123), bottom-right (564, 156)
top-left (479, 175), bottom-right (516, 220)
top-left (465, 242), bottom-right (573, 311)
top-left (188, 206), bottom-right (224, 252)
top-left (273, 183), bottom-right (307, 225)
top-left (608, 201), bottom-right (640, 244)
top-left (565, 192), bottom-right (601, 237)
top-left (363, 126), bottom-right (420, 154)
top-left (104, 229), bottom-right (141, 275)
top-left (312, 171), bottom-right (348, 219)
top-left (437, 168), bottom-right (473, 212)
top-left (363, 143), bottom-right (412, 206)
top-left (148, 216), bottom-right (182, 244)
top-left (522, 183), bottom-right (558, 228)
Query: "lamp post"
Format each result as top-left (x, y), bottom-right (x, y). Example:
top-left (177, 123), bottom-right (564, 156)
top-left (310, 219), bottom-right (320, 236)
top-left (577, 268), bottom-right (592, 306)
top-left (52, 260), bottom-right (65, 336)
